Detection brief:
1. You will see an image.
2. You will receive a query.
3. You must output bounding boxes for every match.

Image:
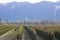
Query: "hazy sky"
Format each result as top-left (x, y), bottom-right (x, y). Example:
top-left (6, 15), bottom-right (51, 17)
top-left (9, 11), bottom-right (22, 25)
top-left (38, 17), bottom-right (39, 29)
top-left (0, 0), bottom-right (59, 3)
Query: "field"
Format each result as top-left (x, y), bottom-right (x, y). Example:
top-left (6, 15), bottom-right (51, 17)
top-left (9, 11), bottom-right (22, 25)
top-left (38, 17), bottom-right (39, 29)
top-left (0, 25), bottom-right (16, 36)
top-left (0, 25), bottom-right (60, 40)
top-left (23, 25), bottom-right (60, 40)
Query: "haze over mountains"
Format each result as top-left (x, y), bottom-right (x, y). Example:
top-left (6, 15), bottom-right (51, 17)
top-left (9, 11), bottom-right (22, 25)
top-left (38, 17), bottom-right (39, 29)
top-left (0, 1), bottom-right (60, 21)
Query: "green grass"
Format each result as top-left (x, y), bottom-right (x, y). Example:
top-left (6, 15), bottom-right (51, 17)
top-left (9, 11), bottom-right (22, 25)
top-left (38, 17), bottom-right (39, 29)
top-left (17, 26), bottom-right (24, 40)
top-left (0, 25), bottom-right (16, 36)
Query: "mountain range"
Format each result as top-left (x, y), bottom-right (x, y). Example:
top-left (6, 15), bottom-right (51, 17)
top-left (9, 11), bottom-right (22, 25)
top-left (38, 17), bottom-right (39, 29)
top-left (0, 1), bottom-right (60, 21)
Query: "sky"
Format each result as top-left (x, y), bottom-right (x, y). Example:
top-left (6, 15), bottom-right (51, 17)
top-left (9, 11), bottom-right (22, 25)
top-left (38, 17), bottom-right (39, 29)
top-left (0, 0), bottom-right (59, 3)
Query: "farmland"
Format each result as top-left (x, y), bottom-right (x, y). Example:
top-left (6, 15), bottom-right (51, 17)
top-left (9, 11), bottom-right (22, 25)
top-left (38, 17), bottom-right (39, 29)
top-left (0, 25), bottom-right (60, 40)
top-left (0, 25), bottom-right (16, 36)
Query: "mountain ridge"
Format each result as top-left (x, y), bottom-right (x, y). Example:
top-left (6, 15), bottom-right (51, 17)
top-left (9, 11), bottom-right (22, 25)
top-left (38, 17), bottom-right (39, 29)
top-left (0, 1), bottom-right (60, 21)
